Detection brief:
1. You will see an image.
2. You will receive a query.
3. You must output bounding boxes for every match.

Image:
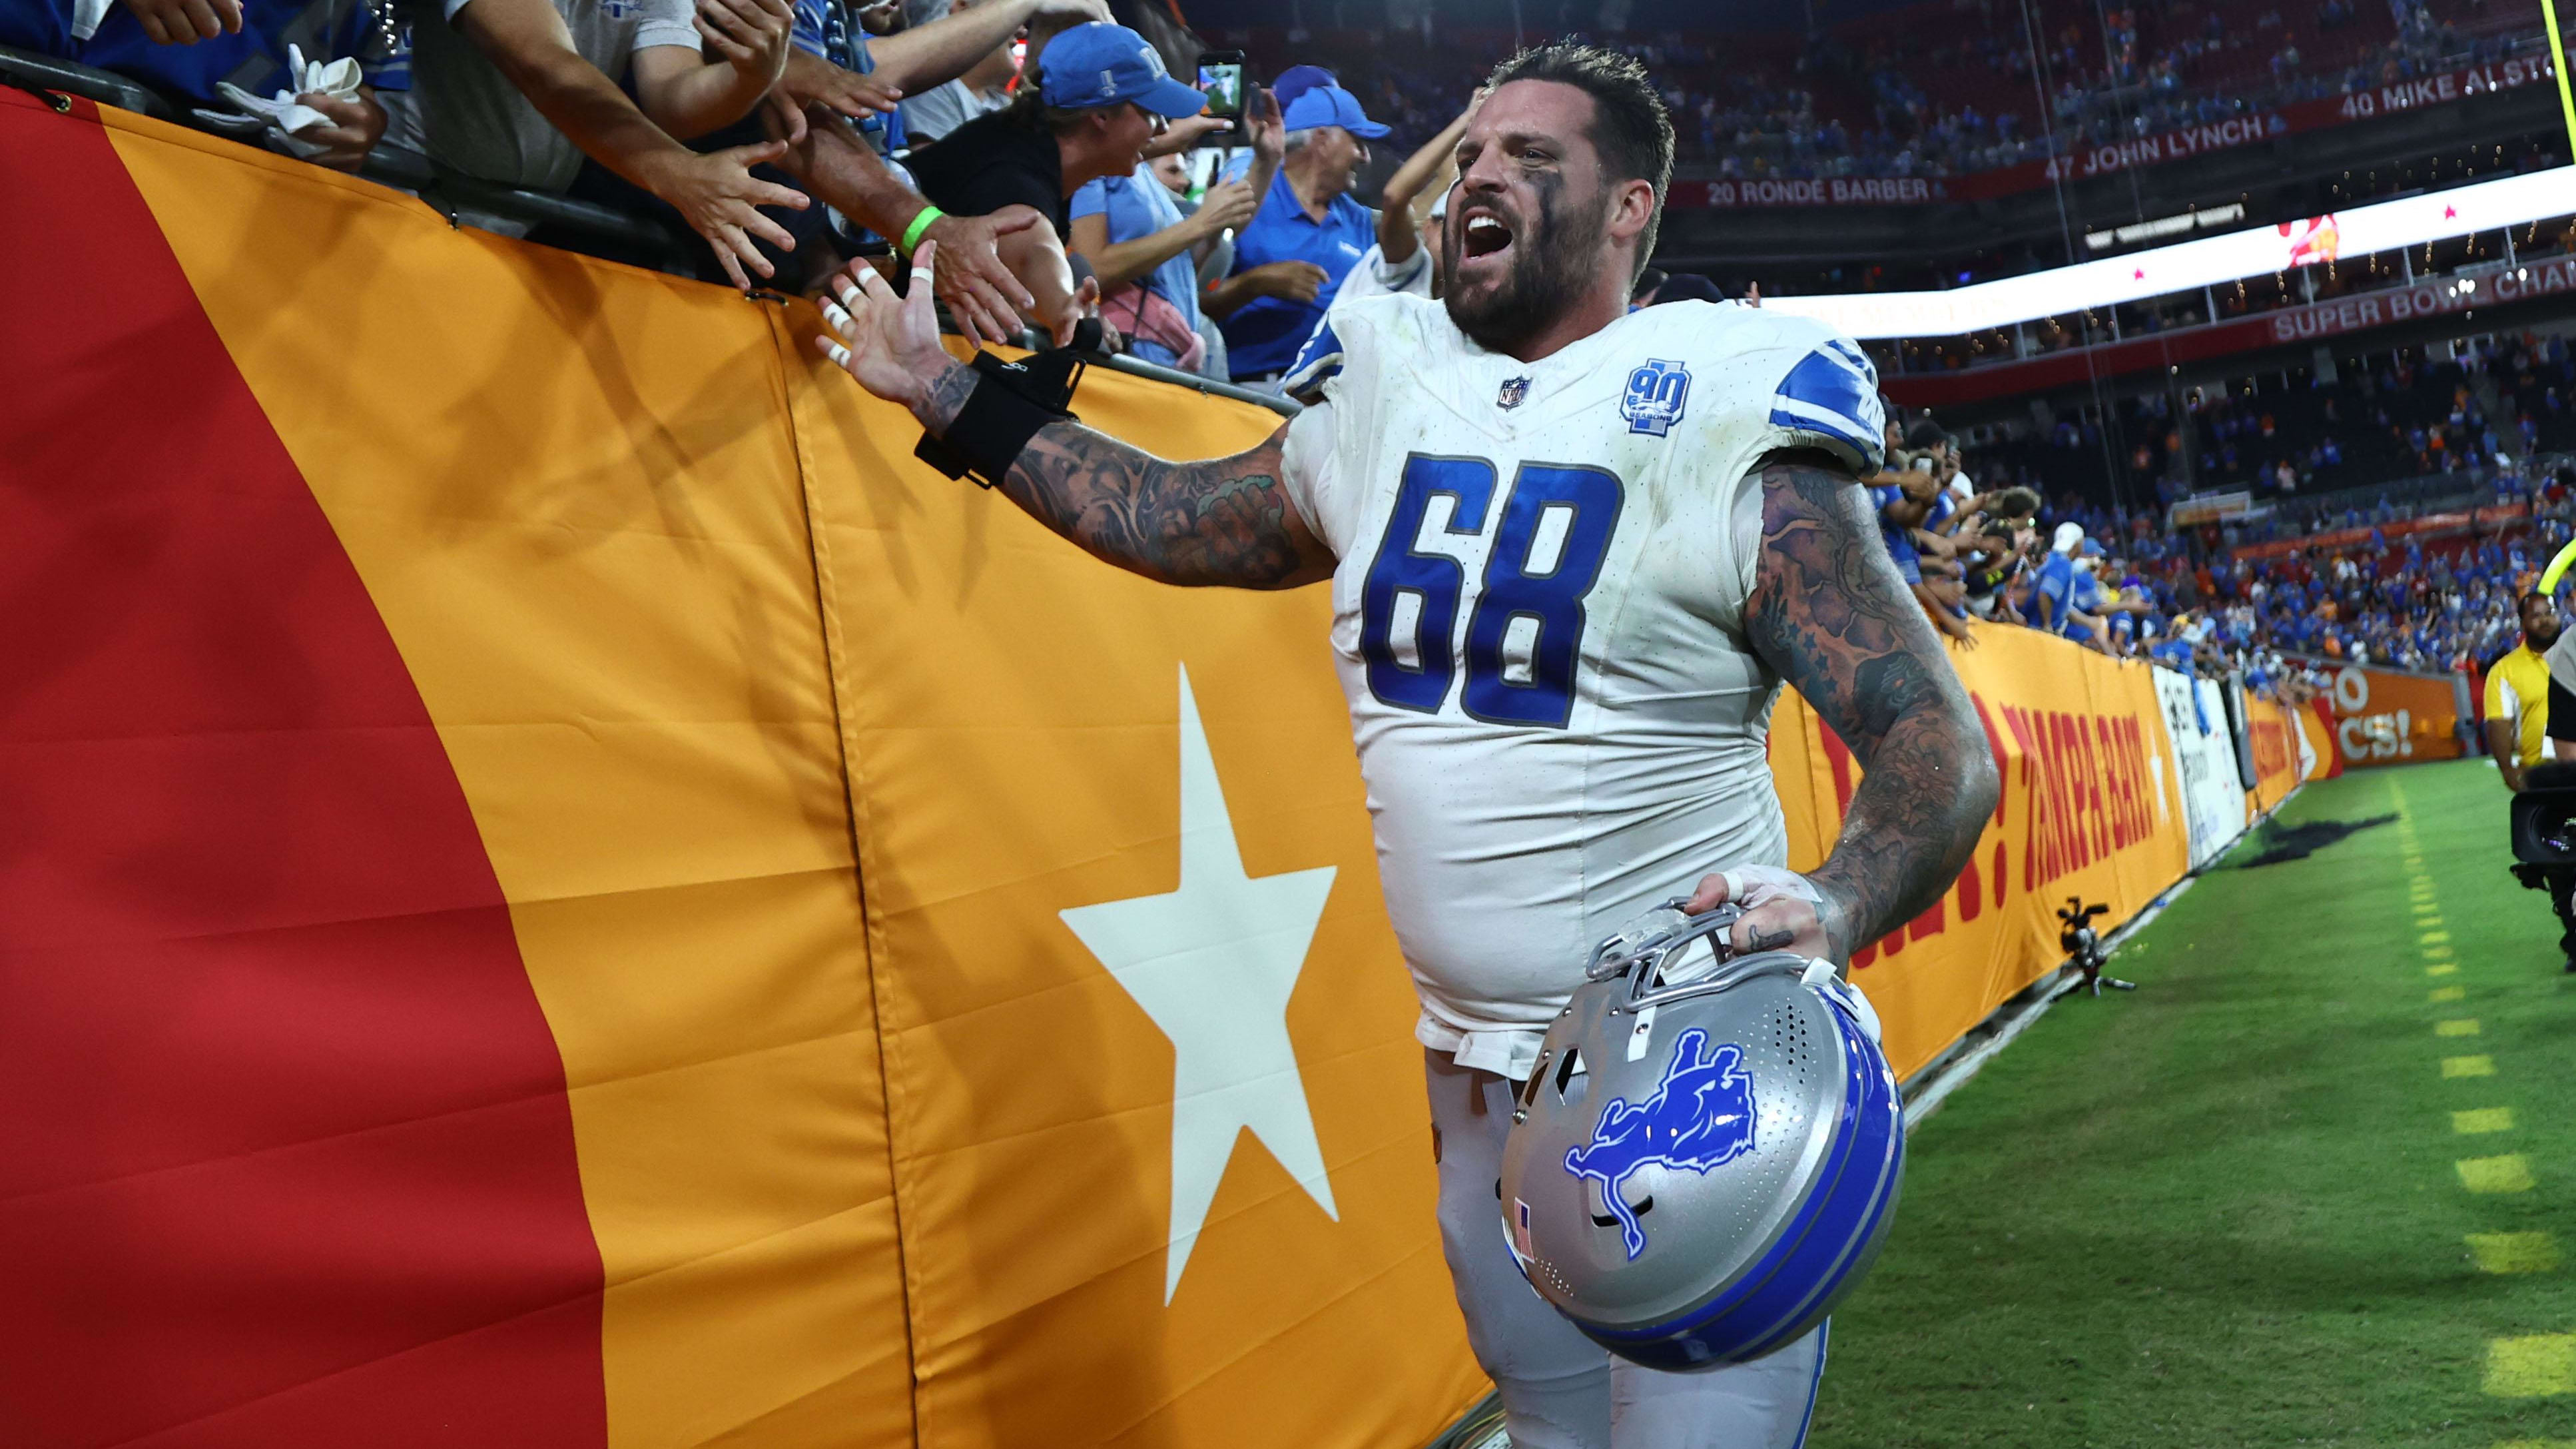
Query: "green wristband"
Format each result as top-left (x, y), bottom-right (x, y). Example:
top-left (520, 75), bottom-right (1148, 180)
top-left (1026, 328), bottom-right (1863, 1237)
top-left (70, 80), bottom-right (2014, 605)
top-left (900, 206), bottom-right (944, 256)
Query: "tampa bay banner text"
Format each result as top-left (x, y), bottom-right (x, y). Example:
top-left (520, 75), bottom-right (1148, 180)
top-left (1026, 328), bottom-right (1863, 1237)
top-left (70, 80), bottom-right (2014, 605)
top-left (0, 93), bottom-right (2301, 1448)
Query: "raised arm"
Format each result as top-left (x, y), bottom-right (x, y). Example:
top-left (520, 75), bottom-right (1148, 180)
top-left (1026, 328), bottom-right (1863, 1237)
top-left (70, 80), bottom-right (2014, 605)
top-left (816, 245), bottom-right (1334, 589)
top-left (1068, 181), bottom-right (1253, 291)
top-left (1690, 453), bottom-right (1999, 963)
top-left (450, 0), bottom-right (805, 288)
top-left (629, 0), bottom-right (791, 140)
top-left (866, 0), bottom-right (1106, 95)
top-left (1379, 91), bottom-right (1477, 264)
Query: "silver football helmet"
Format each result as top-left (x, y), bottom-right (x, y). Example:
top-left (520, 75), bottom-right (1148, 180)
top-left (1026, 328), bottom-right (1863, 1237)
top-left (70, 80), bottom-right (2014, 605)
top-left (1498, 900), bottom-right (1904, 1371)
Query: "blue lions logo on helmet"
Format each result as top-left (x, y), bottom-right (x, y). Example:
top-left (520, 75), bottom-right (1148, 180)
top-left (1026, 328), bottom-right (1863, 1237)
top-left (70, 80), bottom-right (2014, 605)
top-left (1620, 358), bottom-right (1691, 438)
top-left (1563, 1028), bottom-right (1757, 1260)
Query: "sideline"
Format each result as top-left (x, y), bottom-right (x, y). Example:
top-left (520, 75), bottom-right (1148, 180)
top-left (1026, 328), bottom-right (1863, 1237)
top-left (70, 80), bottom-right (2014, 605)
top-left (1899, 876), bottom-right (2196, 1132)
top-left (1900, 777), bottom-right (2306, 1132)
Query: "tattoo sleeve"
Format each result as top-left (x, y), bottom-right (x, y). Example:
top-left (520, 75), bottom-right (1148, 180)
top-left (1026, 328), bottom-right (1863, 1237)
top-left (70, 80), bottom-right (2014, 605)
top-left (915, 362), bottom-right (1336, 590)
top-left (1744, 452), bottom-right (2003, 961)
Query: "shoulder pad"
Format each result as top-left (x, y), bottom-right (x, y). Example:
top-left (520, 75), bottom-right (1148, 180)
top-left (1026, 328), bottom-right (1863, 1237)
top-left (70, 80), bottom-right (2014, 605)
top-left (1282, 318), bottom-right (1347, 401)
top-left (1759, 316), bottom-right (1887, 475)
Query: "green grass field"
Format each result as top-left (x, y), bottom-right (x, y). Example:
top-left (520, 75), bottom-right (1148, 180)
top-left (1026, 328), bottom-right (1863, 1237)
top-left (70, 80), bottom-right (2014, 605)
top-left (1809, 757), bottom-right (2576, 1449)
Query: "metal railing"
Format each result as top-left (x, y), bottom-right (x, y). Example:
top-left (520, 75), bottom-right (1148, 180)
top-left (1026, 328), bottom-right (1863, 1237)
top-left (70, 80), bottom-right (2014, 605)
top-left (9, 44), bottom-right (1304, 414)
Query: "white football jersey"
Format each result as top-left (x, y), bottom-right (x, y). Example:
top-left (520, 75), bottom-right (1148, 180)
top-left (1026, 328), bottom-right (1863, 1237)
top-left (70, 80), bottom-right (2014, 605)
top-left (1277, 296), bottom-right (1884, 1077)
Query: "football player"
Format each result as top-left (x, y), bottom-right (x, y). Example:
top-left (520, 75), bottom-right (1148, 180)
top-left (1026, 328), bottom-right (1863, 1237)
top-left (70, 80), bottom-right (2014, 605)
top-left (819, 41), bottom-right (1999, 1449)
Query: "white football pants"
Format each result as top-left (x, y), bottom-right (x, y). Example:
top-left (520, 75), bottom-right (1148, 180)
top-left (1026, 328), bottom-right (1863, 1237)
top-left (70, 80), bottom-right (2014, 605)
top-left (1427, 1050), bottom-right (1829, 1449)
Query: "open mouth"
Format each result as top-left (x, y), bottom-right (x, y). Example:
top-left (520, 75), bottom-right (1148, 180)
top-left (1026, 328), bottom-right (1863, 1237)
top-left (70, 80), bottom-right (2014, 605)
top-left (1462, 209), bottom-right (1515, 261)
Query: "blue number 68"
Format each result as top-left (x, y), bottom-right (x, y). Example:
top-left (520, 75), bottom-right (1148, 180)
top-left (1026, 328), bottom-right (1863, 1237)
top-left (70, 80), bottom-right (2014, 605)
top-left (1357, 454), bottom-right (1624, 728)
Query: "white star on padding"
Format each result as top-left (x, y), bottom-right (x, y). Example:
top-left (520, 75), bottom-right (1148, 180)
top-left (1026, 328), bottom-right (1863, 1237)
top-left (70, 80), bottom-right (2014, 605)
top-left (1060, 664), bottom-right (1341, 1304)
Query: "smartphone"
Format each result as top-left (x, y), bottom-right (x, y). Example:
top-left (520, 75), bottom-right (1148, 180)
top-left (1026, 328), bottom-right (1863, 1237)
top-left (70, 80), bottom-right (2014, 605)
top-left (1195, 50), bottom-right (1245, 141)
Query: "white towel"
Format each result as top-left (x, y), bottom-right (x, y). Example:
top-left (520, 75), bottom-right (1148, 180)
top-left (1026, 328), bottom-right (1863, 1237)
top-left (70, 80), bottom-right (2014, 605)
top-left (192, 45), bottom-right (365, 158)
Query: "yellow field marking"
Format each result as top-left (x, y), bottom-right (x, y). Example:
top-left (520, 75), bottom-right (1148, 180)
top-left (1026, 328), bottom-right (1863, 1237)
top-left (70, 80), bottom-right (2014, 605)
top-left (2437, 1019), bottom-right (2482, 1037)
top-left (2468, 1232), bottom-right (2563, 1274)
top-left (2485, 1334), bottom-right (2576, 1396)
top-left (2459, 1155), bottom-right (2537, 1193)
top-left (2425, 944), bottom-right (2456, 960)
top-left (2431, 985), bottom-right (2466, 1003)
top-left (2445, 1055), bottom-right (2497, 1077)
top-left (2417, 916), bottom-right (2445, 929)
top-left (2422, 931), bottom-right (2453, 945)
top-left (2454, 1107), bottom-right (2517, 1135)
top-left (2428, 963), bottom-right (2460, 977)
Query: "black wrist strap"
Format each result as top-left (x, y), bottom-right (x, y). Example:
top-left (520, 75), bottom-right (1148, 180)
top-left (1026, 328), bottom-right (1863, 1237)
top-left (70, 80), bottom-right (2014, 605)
top-left (914, 329), bottom-right (1097, 488)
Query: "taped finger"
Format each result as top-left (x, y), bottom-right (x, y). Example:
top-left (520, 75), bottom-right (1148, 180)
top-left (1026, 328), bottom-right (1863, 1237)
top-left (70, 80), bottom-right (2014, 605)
top-left (823, 338), bottom-right (853, 370)
top-left (820, 297), bottom-right (855, 338)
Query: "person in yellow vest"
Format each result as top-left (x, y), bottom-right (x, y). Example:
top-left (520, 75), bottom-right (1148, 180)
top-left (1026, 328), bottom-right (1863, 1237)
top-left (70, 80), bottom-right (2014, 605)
top-left (2485, 590), bottom-right (2561, 791)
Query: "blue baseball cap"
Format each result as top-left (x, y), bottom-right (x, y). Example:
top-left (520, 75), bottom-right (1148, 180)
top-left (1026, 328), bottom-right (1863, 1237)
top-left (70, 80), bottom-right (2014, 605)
top-left (2077, 538), bottom-right (2107, 558)
top-left (1283, 83), bottom-right (1390, 139)
top-left (1273, 65), bottom-right (1337, 109)
top-left (1038, 23), bottom-right (1208, 117)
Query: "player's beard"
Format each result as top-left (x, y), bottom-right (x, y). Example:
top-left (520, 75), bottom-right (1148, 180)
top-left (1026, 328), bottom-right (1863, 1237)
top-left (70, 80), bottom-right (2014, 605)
top-left (1443, 174), bottom-right (1598, 355)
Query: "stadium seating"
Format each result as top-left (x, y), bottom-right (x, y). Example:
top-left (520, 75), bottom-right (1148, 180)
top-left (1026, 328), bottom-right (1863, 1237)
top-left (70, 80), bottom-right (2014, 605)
top-left (1203, 0), bottom-right (2544, 181)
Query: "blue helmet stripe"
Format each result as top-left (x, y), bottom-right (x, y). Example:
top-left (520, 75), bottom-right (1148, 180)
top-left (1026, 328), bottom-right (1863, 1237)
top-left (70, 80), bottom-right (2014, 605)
top-left (1726, 1009), bottom-right (1907, 1358)
top-left (1769, 402), bottom-right (1875, 452)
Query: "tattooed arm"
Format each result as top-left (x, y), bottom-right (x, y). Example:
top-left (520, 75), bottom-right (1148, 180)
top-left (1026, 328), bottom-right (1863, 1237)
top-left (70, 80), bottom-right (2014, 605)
top-left (1688, 451), bottom-right (2001, 963)
top-left (814, 244), bottom-right (1335, 590)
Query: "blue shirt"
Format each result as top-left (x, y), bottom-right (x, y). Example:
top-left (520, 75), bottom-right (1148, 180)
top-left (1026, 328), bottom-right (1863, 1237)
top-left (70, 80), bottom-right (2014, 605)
top-left (1221, 169), bottom-right (1374, 379)
top-left (2064, 571), bottom-right (2102, 639)
top-left (2034, 552), bottom-right (2077, 630)
top-left (13, 0), bottom-right (400, 107)
top-left (1072, 167), bottom-right (1201, 370)
top-left (1871, 485), bottom-right (1922, 585)
top-left (794, 3), bottom-right (903, 153)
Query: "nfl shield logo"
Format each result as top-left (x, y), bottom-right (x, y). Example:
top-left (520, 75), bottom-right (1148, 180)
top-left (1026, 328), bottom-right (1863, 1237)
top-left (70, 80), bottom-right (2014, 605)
top-left (1620, 358), bottom-right (1691, 438)
top-left (1498, 375), bottom-right (1531, 410)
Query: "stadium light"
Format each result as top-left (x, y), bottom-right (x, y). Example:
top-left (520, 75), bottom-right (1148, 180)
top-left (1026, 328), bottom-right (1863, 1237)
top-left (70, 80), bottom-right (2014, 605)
top-left (1762, 167), bottom-right (2576, 339)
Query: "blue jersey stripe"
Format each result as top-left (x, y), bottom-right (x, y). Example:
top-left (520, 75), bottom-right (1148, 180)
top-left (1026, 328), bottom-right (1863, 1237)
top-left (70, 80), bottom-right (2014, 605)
top-left (1775, 348), bottom-right (1878, 435)
top-left (1281, 319), bottom-right (1345, 397)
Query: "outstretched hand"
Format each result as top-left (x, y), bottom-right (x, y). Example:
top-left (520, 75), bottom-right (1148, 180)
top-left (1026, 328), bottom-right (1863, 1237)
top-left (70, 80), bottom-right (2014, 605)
top-left (649, 141), bottom-right (809, 290)
top-left (815, 241), bottom-right (954, 413)
top-left (1246, 84), bottom-right (1285, 167)
top-left (1052, 274), bottom-right (1101, 349)
top-left (919, 207), bottom-right (1042, 346)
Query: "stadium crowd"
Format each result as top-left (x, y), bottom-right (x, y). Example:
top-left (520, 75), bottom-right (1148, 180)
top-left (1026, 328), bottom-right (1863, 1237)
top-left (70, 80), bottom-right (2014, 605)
top-left (1865, 387), bottom-right (2572, 704)
top-left (0, 0), bottom-right (1504, 388)
top-left (1217, 0), bottom-right (2541, 185)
